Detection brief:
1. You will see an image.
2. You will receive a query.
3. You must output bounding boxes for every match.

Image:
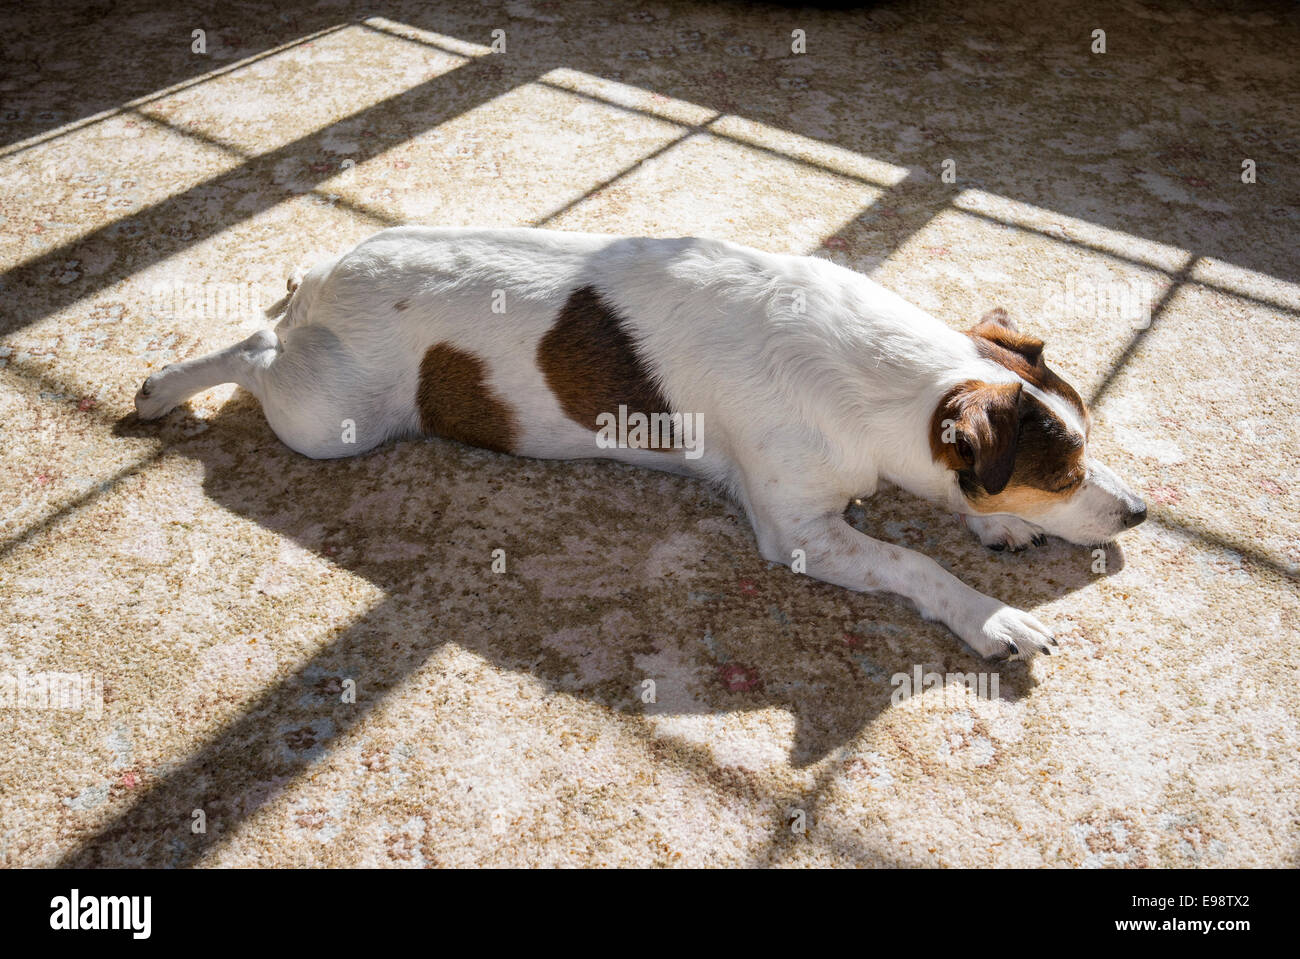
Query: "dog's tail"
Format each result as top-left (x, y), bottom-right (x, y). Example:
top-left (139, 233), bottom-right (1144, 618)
top-left (261, 287), bottom-right (295, 323)
top-left (265, 257), bottom-right (334, 330)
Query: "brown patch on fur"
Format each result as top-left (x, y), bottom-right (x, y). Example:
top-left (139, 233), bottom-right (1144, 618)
top-left (537, 285), bottom-right (675, 449)
top-left (967, 312), bottom-right (1089, 430)
top-left (393, 299), bottom-right (409, 312)
top-left (970, 318), bottom-right (1046, 370)
top-left (931, 381), bottom-right (1086, 510)
top-left (971, 484), bottom-right (1076, 515)
top-left (417, 343), bottom-right (518, 454)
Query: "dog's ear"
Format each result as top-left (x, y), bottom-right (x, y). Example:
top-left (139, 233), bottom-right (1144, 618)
top-left (931, 381), bottom-right (1024, 495)
top-left (978, 306), bottom-right (1017, 331)
top-left (969, 310), bottom-right (1044, 367)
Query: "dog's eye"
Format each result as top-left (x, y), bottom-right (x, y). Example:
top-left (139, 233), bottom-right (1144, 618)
top-left (1049, 475), bottom-right (1082, 494)
top-left (956, 436), bottom-right (973, 462)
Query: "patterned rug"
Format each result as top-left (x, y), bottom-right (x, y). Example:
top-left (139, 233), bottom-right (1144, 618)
top-left (1, 0), bottom-right (1297, 866)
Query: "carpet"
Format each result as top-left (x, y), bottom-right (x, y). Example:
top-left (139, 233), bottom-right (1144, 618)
top-left (1, 0), bottom-right (1297, 867)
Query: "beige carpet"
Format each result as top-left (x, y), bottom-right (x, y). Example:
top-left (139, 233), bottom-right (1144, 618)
top-left (1, 0), bottom-right (1297, 867)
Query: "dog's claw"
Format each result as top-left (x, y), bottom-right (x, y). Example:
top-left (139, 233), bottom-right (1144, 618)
top-left (988, 543), bottom-right (1005, 552)
top-left (1032, 533), bottom-right (1046, 546)
top-left (964, 605), bottom-right (1056, 661)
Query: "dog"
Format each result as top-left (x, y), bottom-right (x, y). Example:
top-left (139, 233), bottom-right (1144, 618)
top-left (135, 227), bottom-right (1146, 659)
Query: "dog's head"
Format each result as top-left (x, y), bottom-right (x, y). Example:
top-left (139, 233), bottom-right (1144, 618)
top-left (930, 308), bottom-right (1146, 545)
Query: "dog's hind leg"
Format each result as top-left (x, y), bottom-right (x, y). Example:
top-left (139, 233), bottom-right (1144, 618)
top-left (134, 328), bottom-right (282, 421)
top-left (135, 323), bottom-right (395, 460)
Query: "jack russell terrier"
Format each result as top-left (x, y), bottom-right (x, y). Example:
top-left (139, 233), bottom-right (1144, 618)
top-left (135, 227), bottom-right (1147, 660)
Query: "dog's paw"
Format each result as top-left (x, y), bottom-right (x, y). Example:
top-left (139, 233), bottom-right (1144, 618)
top-left (961, 513), bottom-right (1045, 552)
top-left (960, 602), bottom-right (1057, 660)
top-left (134, 370), bottom-right (177, 420)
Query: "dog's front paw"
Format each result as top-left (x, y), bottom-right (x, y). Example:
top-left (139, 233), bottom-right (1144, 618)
top-left (959, 602), bottom-right (1057, 660)
top-left (961, 513), bottom-right (1045, 552)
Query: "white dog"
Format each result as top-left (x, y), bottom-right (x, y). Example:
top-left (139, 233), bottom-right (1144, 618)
top-left (136, 227), bottom-right (1146, 659)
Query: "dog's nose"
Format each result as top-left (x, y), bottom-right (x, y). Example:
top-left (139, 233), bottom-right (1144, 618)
top-left (1122, 502), bottom-right (1147, 529)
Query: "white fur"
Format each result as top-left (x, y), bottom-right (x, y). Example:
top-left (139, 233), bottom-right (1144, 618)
top-left (136, 226), bottom-right (1145, 660)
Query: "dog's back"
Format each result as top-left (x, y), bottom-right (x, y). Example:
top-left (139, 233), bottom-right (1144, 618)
top-left (274, 226), bottom-right (973, 477)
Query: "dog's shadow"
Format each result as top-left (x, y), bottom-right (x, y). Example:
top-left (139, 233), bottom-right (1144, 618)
top-left (89, 394), bottom-right (1121, 865)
